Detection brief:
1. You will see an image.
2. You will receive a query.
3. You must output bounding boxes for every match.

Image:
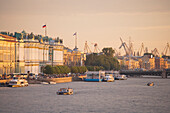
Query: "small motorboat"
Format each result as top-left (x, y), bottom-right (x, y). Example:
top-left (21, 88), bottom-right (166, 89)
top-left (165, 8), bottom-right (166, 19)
top-left (147, 82), bottom-right (154, 86)
top-left (57, 88), bottom-right (73, 95)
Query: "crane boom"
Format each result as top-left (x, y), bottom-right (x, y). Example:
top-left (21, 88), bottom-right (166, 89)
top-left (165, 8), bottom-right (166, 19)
top-left (119, 37), bottom-right (129, 55)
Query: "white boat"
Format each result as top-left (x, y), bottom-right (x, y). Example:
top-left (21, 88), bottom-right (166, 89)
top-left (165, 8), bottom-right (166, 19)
top-left (8, 77), bottom-right (28, 87)
top-left (103, 74), bottom-right (115, 82)
top-left (41, 82), bottom-right (49, 85)
top-left (49, 81), bottom-right (56, 84)
top-left (114, 71), bottom-right (127, 80)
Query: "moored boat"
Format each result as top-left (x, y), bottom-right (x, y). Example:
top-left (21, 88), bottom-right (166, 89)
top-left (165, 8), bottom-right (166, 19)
top-left (113, 71), bottom-right (127, 80)
top-left (42, 77), bottom-right (72, 83)
top-left (84, 71), bottom-right (105, 82)
top-left (8, 77), bottom-right (28, 87)
top-left (103, 74), bottom-right (115, 82)
top-left (57, 88), bottom-right (73, 95)
top-left (41, 82), bottom-right (49, 85)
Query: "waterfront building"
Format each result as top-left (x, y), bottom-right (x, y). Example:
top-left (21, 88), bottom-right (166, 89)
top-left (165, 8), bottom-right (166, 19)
top-left (63, 47), bottom-right (86, 66)
top-left (141, 53), bottom-right (155, 70)
top-left (63, 47), bottom-right (72, 66)
top-left (49, 40), bottom-right (63, 66)
top-left (118, 56), bottom-right (140, 70)
top-left (155, 57), bottom-right (169, 69)
top-left (0, 31), bottom-right (64, 75)
top-left (0, 34), bottom-right (16, 75)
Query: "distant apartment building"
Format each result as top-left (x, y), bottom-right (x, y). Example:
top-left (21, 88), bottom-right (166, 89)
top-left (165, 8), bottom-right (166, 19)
top-left (141, 53), bottom-right (155, 69)
top-left (0, 34), bottom-right (16, 75)
top-left (155, 57), bottom-right (169, 69)
top-left (118, 56), bottom-right (140, 70)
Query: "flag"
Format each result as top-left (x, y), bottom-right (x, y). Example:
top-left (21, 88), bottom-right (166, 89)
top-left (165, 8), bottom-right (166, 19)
top-left (73, 32), bottom-right (77, 36)
top-left (42, 25), bottom-right (46, 28)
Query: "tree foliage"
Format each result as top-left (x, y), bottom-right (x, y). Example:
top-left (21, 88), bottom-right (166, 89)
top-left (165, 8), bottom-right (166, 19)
top-left (85, 48), bottom-right (120, 70)
top-left (43, 65), bottom-right (55, 74)
top-left (102, 47), bottom-right (115, 57)
top-left (71, 66), bottom-right (87, 73)
top-left (43, 65), bottom-right (71, 74)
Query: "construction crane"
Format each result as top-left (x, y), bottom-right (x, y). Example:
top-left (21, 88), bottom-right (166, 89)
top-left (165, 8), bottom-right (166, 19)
top-left (119, 37), bottom-right (129, 56)
top-left (162, 43), bottom-right (170, 56)
top-left (151, 48), bottom-right (160, 57)
top-left (84, 41), bottom-right (92, 54)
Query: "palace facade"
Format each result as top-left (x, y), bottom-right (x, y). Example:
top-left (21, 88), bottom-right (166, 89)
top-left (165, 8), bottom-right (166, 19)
top-left (0, 31), bottom-right (64, 75)
top-left (0, 34), bottom-right (16, 75)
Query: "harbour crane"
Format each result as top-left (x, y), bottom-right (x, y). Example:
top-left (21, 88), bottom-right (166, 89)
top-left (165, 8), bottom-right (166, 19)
top-left (139, 43), bottom-right (145, 56)
top-left (93, 43), bottom-right (100, 53)
top-left (162, 43), bottom-right (170, 56)
top-left (84, 41), bottom-right (92, 54)
top-left (128, 37), bottom-right (134, 56)
top-left (90, 42), bottom-right (101, 53)
top-left (119, 37), bottom-right (129, 56)
top-left (138, 43), bottom-right (148, 56)
top-left (151, 48), bottom-right (160, 57)
top-left (114, 48), bottom-right (121, 56)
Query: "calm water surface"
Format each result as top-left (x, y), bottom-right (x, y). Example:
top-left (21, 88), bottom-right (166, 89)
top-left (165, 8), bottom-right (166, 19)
top-left (0, 78), bottom-right (170, 113)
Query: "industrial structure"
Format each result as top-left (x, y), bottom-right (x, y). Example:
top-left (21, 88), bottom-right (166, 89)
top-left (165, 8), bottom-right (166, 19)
top-left (118, 37), bottom-right (170, 70)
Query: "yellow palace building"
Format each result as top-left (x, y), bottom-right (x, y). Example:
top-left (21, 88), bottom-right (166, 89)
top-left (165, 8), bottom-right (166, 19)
top-left (0, 34), bottom-right (16, 76)
top-left (0, 32), bottom-right (64, 75)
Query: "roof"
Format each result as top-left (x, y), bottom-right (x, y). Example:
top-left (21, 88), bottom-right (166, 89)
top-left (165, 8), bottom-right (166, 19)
top-left (0, 34), bottom-right (17, 42)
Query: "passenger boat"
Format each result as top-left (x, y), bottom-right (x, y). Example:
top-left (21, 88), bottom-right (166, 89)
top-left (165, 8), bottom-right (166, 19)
top-left (84, 71), bottom-right (105, 82)
top-left (103, 74), bottom-right (115, 82)
top-left (8, 77), bottom-right (28, 87)
top-left (57, 88), bottom-right (73, 95)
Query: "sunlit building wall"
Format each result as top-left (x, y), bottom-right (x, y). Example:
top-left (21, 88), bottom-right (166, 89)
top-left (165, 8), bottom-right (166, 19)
top-left (0, 34), bottom-right (16, 75)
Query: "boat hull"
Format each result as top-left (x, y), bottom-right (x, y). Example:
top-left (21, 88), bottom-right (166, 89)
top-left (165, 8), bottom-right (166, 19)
top-left (43, 77), bottom-right (72, 83)
top-left (115, 77), bottom-right (127, 80)
top-left (103, 79), bottom-right (115, 82)
top-left (9, 84), bottom-right (28, 87)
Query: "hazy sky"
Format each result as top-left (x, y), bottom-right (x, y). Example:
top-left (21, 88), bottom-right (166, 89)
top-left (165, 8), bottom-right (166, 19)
top-left (0, 0), bottom-right (170, 55)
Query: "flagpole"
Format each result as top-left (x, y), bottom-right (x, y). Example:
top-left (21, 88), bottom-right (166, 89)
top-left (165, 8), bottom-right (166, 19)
top-left (75, 32), bottom-right (77, 48)
top-left (45, 24), bottom-right (47, 36)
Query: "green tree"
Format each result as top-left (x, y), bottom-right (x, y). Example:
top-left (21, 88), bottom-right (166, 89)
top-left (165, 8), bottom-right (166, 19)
top-left (71, 66), bottom-right (78, 73)
top-left (54, 66), bottom-right (61, 74)
top-left (43, 65), bottom-right (55, 74)
top-left (102, 47), bottom-right (115, 57)
top-left (63, 66), bottom-right (71, 74)
top-left (58, 66), bottom-right (65, 74)
top-left (85, 50), bottom-right (120, 71)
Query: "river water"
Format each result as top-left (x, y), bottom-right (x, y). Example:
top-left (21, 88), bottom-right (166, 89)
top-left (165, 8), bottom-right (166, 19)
top-left (0, 78), bottom-right (170, 113)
